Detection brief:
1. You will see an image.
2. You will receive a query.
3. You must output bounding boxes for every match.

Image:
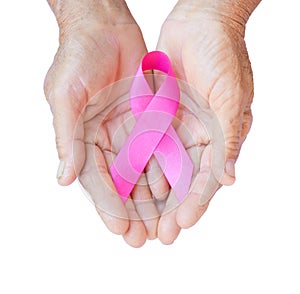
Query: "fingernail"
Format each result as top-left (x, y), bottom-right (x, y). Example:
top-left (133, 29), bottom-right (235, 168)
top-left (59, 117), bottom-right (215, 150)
top-left (57, 161), bottom-right (66, 179)
top-left (225, 160), bottom-right (235, 178)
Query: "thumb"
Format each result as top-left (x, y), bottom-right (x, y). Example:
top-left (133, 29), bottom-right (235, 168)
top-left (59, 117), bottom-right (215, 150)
top-left (45, 77), bottom-right (86, 186)
top-left (217, 109), bottom-right (241, 186)
top-left (212, 89), bottom-right (246, 186)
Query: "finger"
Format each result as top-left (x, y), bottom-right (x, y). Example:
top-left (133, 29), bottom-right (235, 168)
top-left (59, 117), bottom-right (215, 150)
top-left (145, 156), bottom-right (169, 201)
top-left (131, 174), bottom-right (160, 240)
top-left (176, 193), bottom-right (210, 229)
top-left (189, 76), bottom-right (247, 186)
top-left (241, 108), bottom-right (253, 144)
top-left (180, 43), bottom-right (253, 186)
top-left (176, 145), bottom-right (220, 229)
top-left (101, 145), bottom-right (148, 245)
top-left (215, 102), bottom-right (241, 186)
top-left (122, 199), bottom-right (147, 248)
top-left (158, 191), bottom-right (181, 245)
top-left (79, 144), bottom-right (129, 235)
top-left (44, 71), bottom-right (86, 186)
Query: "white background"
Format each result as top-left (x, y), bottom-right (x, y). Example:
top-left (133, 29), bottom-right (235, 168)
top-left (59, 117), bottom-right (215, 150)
top-left (0, 0), bottom-right (299, 293)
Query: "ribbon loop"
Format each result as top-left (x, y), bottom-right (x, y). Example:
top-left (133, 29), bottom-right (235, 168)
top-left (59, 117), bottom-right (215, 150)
top-left (110, 51), bottom-right (193, 203)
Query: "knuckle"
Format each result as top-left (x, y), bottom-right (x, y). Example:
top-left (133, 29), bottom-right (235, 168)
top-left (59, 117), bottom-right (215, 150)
top-left (225, 134), bottom-right (241, 157)
top-left (241, 109), bottom-right (253, 142)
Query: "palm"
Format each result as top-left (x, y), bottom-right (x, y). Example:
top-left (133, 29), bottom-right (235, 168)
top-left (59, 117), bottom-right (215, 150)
top-left (45, 21), bottom-right (161, 246)
top-left (158, 18), bottom-right (253, 135)
top-left (46, 23), bottom-right (147, 107)
top-left (155, 16), bottom-right (254, 243)
top-left (78, 79), bottom-right (163, 246)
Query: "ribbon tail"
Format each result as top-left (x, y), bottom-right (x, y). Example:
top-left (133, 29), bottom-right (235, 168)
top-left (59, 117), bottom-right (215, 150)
top-left (154, 126), bottom-right (194, 202)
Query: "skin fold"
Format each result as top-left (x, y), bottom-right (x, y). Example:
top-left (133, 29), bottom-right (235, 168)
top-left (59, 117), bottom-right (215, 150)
top-left (45, 0), bottom-right (261, 246)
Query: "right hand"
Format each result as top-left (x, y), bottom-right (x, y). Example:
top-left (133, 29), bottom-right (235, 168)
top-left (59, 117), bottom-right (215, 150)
top-left (44, 1), bottom-right (158, 247)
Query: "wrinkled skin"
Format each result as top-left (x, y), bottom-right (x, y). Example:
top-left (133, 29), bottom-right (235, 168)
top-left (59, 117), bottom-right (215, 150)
top-left (154, 4), bottom-right (254, 244)
top-left (44, 15), bottom-right (158, 246)
top-left (45, 0), bottom-right (256, 246)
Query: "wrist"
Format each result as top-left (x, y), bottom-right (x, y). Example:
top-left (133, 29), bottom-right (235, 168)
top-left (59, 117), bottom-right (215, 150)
top-left (173, 0), bottom-right (261, 31)
top-left (48, 0), bottom-right (134, 31)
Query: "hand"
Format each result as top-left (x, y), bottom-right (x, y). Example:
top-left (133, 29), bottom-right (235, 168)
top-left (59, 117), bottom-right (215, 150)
top-left (155, 0), bottom-right (257, 244)
top-left (44, 0), bottom-right (157, 247)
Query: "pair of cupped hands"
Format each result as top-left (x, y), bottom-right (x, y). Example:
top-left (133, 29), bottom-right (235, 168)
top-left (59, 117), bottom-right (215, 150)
top-left (44, 0), bottom-right (254, 247)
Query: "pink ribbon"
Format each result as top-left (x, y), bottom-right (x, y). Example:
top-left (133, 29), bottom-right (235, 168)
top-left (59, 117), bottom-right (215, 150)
top-left (110, 51), bottom-right (193, 203)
